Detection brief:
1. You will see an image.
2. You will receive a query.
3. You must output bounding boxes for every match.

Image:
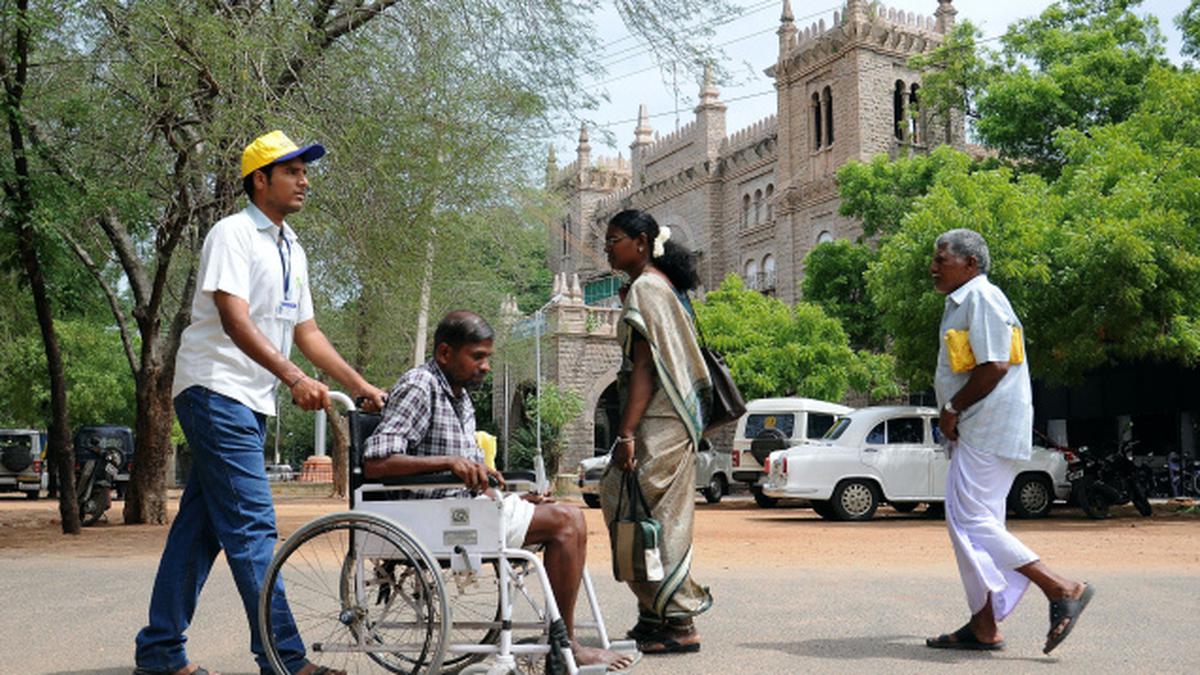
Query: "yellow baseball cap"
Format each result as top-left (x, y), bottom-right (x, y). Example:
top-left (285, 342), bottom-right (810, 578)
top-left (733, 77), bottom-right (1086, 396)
top-left (241, 130), bottom-right (326, 178)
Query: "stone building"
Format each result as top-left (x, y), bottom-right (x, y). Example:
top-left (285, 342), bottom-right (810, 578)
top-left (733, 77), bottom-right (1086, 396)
top-left (511, 1), bottom-right (969, 471)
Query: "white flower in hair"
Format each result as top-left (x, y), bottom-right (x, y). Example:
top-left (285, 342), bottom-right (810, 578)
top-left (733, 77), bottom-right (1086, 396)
top-left (654, 226), bottom-right (671, 258)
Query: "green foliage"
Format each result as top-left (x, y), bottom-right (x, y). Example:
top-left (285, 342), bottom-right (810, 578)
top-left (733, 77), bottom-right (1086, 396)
top-left (0, 318), bottom-right (137, 430)
top-left (508, 381), bottom-right (583, 474)
top-left (696, 276), bottom-right (901, 402)
top-left (866, 68), bottom-right (1200, 387)
top-left (1179, 1), bottom-right (1200, 60)
top-left (912, 1), bottom-right (1168, 173)
top-left (836, 146), bottom-right (976, 238)
top-left (801, 240), bottom-right (882, 351)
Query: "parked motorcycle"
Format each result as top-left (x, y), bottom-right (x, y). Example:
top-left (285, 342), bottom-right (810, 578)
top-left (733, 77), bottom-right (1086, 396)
top-left (1067, 441), bottom-right (1153, 519)
top-left (76, 440), bottom-right (122, 526)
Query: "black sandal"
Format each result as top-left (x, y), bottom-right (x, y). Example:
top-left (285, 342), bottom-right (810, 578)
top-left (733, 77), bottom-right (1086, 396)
top-left (637, 625), bottom-right (701, 655)
top-left (926, 625), bottom-right (1005, 651)
top-left (1044, 583), bottom-right (1095, 655)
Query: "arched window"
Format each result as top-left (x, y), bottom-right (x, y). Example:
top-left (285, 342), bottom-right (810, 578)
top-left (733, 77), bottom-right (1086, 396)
top-left (741, 194), bottom-right (750, 229)
top-left (812, 92), bottom-right (822, 149)
top-left (744, 259), bottom-right (759, 290)
top-left (817, 230), bottom-right (834, 245)
top-left (753, 189), bottom-right (763, 225)
top-left (909, 83), bottom-right (921, 144)
top-left (765, 184), bottom-right (775, 222)
top-left (762, 254), bottom-right (776, 290)
top-left (894, 80), bottom-right (906, 140)
top-left (823, 86), bottom-right (834, 145)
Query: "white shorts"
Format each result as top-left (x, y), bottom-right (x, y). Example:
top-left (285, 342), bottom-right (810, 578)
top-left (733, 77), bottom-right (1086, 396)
top-left (498, 492), bottom-right (536, 549)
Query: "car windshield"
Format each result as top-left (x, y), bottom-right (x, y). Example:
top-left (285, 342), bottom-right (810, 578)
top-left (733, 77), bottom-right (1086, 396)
top-left (823, 417), bottom-right (852, 440)
top-left (745, 413), bottom-right (795, 439)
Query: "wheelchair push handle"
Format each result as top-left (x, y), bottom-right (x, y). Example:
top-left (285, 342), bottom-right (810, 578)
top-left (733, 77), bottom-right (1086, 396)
top-left (328, 391), bottom-right (386, 414)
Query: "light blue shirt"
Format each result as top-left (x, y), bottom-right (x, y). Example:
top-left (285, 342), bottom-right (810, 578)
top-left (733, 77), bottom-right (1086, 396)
top-left (934, 275), bottom-right (1033, 460)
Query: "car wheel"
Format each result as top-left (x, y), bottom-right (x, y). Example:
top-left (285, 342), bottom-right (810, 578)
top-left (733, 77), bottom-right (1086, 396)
top-left (24, 489), bottom-right (39, 500)
top-left (1008, 473), bottom-right (1053, 519)
top-left (703, 475), bottom-right (726, 504)
top-left (891, 502), bottom-right (919, 514)
top-left (750, 485), bottom-right (778, 509)
top-left (810, 500), bottom-right (836, 520)
top-left (831, 479), bottom-right (879, 521)
top-left (582, 494), bottom-right (601, 509)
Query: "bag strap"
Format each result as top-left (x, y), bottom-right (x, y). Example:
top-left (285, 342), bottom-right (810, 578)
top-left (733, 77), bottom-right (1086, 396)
top-left (623, 467), bottom-right (654, 520)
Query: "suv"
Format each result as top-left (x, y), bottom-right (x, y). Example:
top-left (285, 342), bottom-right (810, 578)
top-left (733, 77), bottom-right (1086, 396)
top-left (0, 429), bottom-right (47, 499)
top-left (762, 406), bottom-right (1072, 520)
top-left (731, 398), bottom-right (852, 507)
top-left (576, 439), bottom-right (732, 508)
top-left (73, 426), bottom-right (134, 499)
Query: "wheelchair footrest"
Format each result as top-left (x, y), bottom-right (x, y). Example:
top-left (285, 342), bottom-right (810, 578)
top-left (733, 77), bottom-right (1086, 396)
top-left (576, 665), bottom-right (610, 675)
top-left (607, 639), bottom-right (638, 652)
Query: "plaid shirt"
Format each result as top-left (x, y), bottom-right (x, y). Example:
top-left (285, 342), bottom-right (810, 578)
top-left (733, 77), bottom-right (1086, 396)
top-left (364, 360), bottom-right (483, 498)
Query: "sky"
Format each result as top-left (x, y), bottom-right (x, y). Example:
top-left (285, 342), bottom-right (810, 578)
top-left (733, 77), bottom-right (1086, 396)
top-left (553, 0), bottom-right (1192, 163)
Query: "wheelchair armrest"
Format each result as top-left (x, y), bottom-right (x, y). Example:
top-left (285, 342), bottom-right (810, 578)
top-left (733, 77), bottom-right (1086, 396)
top-left (502, 471), bottom-right (537, 483)
top-left (370, 472), bottom-right (466, 487)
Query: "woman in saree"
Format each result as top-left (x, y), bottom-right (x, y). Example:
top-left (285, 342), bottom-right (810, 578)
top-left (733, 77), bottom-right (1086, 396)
top-left (599, 209), bottom-right (713, 654)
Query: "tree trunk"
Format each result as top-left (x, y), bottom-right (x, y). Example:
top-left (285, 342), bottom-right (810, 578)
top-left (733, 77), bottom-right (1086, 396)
top-left (325, 402), bottom-right (349, 499)
top-left (122, 363), bottom-right (176, 524)
top-left (2, 0), bottom-right (80, 534)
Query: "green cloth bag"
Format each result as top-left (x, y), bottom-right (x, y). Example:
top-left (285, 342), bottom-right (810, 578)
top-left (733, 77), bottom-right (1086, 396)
top-left (610, 468), bottom-right (664, 582)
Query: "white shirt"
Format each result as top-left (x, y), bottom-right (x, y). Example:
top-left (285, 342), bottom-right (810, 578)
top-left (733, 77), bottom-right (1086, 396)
top-left (172, 203), bottom-right (314, 416)
top-left (934, 275), bottom-right (1033, 460)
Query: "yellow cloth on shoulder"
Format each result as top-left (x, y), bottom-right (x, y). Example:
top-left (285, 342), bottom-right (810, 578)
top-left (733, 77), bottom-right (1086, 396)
top-left (944, 327), bottom-right (1025, 373)
top-left (475, 431), bottom-right (497, 470)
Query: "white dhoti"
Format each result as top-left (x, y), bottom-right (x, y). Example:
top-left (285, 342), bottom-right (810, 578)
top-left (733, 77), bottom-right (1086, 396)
top-left (945, 439), bottom-right (1039, 620)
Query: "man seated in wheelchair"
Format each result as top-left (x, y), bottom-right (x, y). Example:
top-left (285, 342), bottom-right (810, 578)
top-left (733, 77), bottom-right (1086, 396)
top-left (363, 310), bottom-right (634, 670)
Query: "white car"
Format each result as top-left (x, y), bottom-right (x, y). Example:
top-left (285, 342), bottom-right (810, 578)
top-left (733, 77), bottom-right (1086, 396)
top-left (730, 397), bottom-right (853, 508)
top-left (576, 440), bottom-right (732, 508)
top-left (761, 406), bottom-right (1072, 521)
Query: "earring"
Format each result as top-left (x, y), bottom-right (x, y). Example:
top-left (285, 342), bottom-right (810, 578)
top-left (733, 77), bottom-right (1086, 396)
top-left (638, 246), bottom-right (643, 253)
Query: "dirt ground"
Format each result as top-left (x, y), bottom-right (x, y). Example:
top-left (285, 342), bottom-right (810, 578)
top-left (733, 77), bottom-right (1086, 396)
top-left (2, 487), bottom-right (1198, 574)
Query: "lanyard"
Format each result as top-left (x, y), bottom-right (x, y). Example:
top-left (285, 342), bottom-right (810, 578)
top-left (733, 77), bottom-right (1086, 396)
top-left (276, 229), bottom-right (292, 300)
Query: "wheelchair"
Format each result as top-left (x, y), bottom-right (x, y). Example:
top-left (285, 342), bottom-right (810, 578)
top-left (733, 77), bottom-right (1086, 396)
top-left (258, 393), bottom-right (637, 674)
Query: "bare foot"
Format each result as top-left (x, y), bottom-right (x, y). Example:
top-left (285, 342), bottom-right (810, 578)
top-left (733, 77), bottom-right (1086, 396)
top-left (573, 641), bottom-right (637, 670)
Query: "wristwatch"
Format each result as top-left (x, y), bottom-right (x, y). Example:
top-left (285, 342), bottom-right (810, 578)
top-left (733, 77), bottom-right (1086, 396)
top-left (943, 401), bottom-right (959, 415)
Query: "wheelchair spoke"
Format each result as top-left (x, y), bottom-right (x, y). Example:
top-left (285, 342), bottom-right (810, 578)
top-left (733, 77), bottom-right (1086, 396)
top-left (259, 513), bottom-right (448, 675)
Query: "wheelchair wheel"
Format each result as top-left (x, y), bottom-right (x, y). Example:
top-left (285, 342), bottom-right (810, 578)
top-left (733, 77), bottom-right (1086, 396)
top-left (259, 512), bottom-right (449, 674)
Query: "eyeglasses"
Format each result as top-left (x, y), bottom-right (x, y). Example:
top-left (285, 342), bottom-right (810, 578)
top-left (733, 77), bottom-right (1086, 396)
top-left (604, 234), bottom-right (630, 247)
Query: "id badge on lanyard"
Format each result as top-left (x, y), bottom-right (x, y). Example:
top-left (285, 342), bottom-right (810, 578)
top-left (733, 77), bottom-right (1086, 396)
top-left (274, 231), bottom-right (299, 324)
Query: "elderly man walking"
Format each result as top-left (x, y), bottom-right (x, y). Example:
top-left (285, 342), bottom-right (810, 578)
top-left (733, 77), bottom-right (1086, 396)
top-left (925, 229), bottom-right (1093, 655)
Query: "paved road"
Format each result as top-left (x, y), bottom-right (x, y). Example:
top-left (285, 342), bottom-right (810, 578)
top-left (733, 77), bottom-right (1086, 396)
top-left (3, 493), bottom-right (1198, 674)
top-left (3, 558), bottom-right (1197, 673)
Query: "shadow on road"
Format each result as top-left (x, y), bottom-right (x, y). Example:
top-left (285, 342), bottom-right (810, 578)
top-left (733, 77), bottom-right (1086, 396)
top-left (49, 671), bottom-right (257, 675)
top-left (744, 635), bottom-right (1058, 666)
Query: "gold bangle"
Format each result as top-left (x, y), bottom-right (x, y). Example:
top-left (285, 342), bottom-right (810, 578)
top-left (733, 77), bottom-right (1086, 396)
top-left (615, 436), bottom-right (636, 445)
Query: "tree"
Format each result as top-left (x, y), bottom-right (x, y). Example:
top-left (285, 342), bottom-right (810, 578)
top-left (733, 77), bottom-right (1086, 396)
top-left (836, 146), bottom-right (976, 238)
top-left (867, 68), bottom-right (1200, 387)
top-left (1180, 0), bottom-right (1200, 60)
top-left (913, 0), bottom-right (1169, 174)
top-left (801, 240), bottom-right (882, 351)
top-left (509, 381), bottom-right (583, 476)
top-left (1, 0), bottom-right (80, 532)
top-left (696, 275), bottom-right (900, 402)
top-left (10, 0), bottom-right (736, 524)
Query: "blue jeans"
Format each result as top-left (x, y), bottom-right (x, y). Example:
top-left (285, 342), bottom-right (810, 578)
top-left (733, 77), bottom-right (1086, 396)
top-left (135, 386), bottom-right (306, 674)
